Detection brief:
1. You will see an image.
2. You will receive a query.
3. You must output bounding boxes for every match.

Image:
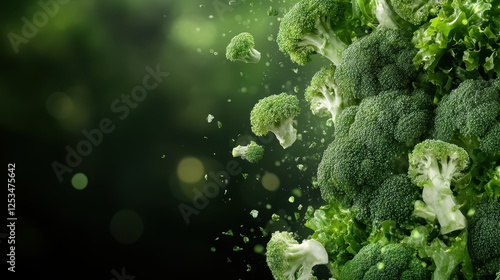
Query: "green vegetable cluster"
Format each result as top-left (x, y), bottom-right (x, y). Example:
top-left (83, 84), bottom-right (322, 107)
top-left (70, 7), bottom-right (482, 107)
top-left (225, 0), bottom-right (500, 279)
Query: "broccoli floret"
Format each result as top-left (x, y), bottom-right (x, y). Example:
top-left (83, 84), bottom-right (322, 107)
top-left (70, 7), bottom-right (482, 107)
top-left (369, 174), bottom-right (420, 227)
top-left (389, 0), bottom-right (442, 25)
top-left (333, 27), bottom-right (419, 101)
top-left (231, 141), bottom-right (264, 163)
top-left (265, 231), bottom-right (328, 280)
top-left (317, 89), bottom-right (433, 222)
top-left (408, 139), bottom-right (470, 235)
top-left (433, 78), bottom-right (500, 159)
top-left (467, 200), bottom-right (500, 279)
top-left (276, 0), bottom-right (352, 66)
top-left (339, 243), bottom-right (429, 280)
top-left (304, 64), bottom-right (356, 124)
top-left (250, 93), bottom-right (301, 149)
top-left (225, 32), bottom-right (261, 63)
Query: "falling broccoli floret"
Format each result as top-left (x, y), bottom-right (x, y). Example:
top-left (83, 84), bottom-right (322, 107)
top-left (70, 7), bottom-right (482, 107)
top-left (408, 139), bottom-right (470, 235)
top-left (265, 231), bottom-right (328, 280)
top-left (231, 141), bottom-right (264, 163)
top-left (250, 93), bottom-right (301, 149)
top-left (226, 32), bottom-right (261, 63)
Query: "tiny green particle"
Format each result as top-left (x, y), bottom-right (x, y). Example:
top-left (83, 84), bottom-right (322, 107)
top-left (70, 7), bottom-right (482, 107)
top-left (250, 209), bottom-right (259, 218)
top-left (254, 244), bottom-right (265, 254)
top-left (233, 246), bottom-right (243, 251)
top-left (288, 196), bottom-right (295, 203)
top-left (267, 6), bottom-right (279, 17)
top-left (294, 212), bottom-right (300, 220)
top-left (271, 213), bottom-right (280, 221)
top-left (223, 230), bottom-right (234, 236)
top-left (291, 188), bottom-right (302, 197)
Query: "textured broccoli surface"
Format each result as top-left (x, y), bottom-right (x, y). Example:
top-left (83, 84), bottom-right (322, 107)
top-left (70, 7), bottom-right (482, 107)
top-left (338, 242), bottom-right (429, 280)
top-left (317, 89), bottom-right (433, 222)
top-left (333, 27), bottom-right (419, 101)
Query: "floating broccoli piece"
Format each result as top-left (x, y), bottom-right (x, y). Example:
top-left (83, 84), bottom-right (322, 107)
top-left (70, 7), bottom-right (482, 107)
top-left (250, 93), bottom-right (301, 149)
top-left (304, 64), bottom-right (356, 124)
top-left (276, 0), bottom-right (352, 66)
top-left (226, 32), bottom-right (261, 63)
top-left (334, 27), bottom-right (419, 101)
top-left (231, 141), bottom-right (264, 163)
top-left (339, 242), bottom-right (429, 280)
top-left (467, 200), bottom-right (500, 279)
top-left (265, 231), bottom-right (328, 280)
top-left (408, 139), bottom-right (470, 235)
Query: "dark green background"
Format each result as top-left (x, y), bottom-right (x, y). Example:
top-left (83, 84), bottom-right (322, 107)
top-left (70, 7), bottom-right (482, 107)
top-left (1, 0), bottom-right (333, 279)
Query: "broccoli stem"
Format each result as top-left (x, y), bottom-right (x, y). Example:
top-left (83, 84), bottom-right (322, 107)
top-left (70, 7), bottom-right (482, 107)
top-left (269, 117), bottom-right (297, 149)
top-left (297, 17), bottom-right (347, 66)
top-left (246, 48), bottom-right (261, 63)
top-left (418, 154), bottom-right (467, 234)
top-left (316, 84), bottom-right (342, 122)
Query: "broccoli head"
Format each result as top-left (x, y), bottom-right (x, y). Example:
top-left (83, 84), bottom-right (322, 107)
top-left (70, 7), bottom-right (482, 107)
top-left (317, 89), bottom-right (433, 222)
top-left (265, 231), bottom-right (328, 280)
top-left (333, 27), bottom-right (419, 101)
top-left (338, 242), bottom-right (429, 280)
top-left (433, 78), bottom-right (500, 158)
top-left (389, 0), bottom-right (443, 26)
top-left (467, 200), bottom-right (500, 279)
top-left (369, 174), bottom-right (421, 228)
top-left (408, 139), bottom-right (470, 234)
top-left (250, 93), bottom-right (301, 149)
top-left (231, 140), bottom-right (264, 163)
top-left (226, 32), bottom-right (261, 63)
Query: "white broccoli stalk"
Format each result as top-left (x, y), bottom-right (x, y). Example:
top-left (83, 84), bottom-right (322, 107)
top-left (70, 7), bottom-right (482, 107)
top-left (408, 139), bottom-right (469, 235)
top-left (305, 64), bottom-right (355, 124)
top-left (250, 93), bottom-right (301, 149)
top-left (265, 231), bottom-right (328, 280)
